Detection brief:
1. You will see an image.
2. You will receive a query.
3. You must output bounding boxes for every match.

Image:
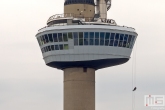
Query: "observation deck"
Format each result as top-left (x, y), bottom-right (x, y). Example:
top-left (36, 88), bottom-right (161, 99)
top-left (36, 14), bottom-right (138, 70)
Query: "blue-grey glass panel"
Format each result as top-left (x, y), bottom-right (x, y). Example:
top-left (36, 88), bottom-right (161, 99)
top-left (119, 41), bottom-right (123, 47)
top-left (105, 33), bottom-right (110, 39)
top-left (48, 46), bottom-right (51, 51)
top-left (53, 33), bottom-right (58, 42)
top-left (115, 33), bottom-right (120, 40)
top-left (100, 32), bottom-right (105, 45)
top-left (95, 32), bottom-right (99, 38)
top-left (63, 33), bottom-right (68, 42)
top-left (59, 44), bottom-right (63, 50)
top-left (95, 39), bottom-right (99, 45)
top-left (124, 34), bottom-right (128, 41)
top-left (90, 39), bottom-right (94, 45)
top-left (89, 32), bottom-right (94, 39)
top-left (55, 45), bottom-right (59, 50)
top-left (110, 33), bottom-right (115, 40)
top-left (114, 40), bottom-right (118, 47)
top-left (84, 32), bottom-right (89, 38)
top-left (73, 32), bottom-right (78, 39)
top-left (68, 32), bottom-right (73, 39)
top-left (100, 32), bottom-right (105, 39)
top-left (84, 38), bottom-right (89, 45)
top-left (79, 39), bottom-right (83, 45)
top-left (58, 33), bottom-right (63, 42)
top-left (109, 40), bottom-right (114, 46)
top-left (123, 41), bottom-right (127, 47)
top-left (79, 32), bottom-right (83, 39)
top-left (105, 40), bottom-right (109, 46)
top-left (120, 34), bottom-right (124, 40)
top-left (44, 34), bottom-right (49, 43)
top-left (51, 45), bottom-right (55, 50)
top-left (48, 34), bottom-right (53, 42)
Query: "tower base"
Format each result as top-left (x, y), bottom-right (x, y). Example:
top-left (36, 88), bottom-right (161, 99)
top-left (64, 67), bottom-right (95, 110)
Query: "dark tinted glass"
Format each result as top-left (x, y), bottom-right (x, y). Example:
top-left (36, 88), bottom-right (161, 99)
top-left (55, 45), bottom-right (59, 50)
top-left (110, 33), bottom-right (115, 40)
top-left (115, 33), bottom-right (120, 40)
top-left (48, 34), bottom-right (53, 42)
top-left (63, 33), bottom-right (68, 41)
top-left (45, 34), bottom-right (49, 43)
top-left (95, 32), bottom-right (99, 38)
top-left (59, 44), bottom-right (63, 50)
top-left (58, 33), bottom-right (63, 42)
top-left (84, 32), bottom-right (88, 38)
top-left (53, 33), bottom-right (58, 42)
top-left (89, 32), bottom-right (94, 39)
top-left (51, 45), bottom-right (54, 50)
top-left (105, 33), bottom-right (110, 39)
top-left (68, 32), bottom-right (73, 39)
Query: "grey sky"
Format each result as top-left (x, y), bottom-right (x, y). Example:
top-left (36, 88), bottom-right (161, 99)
top-left (0, 0), bottom-right (165, 110)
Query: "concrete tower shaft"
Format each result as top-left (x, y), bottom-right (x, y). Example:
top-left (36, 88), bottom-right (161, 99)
top-left (64, 0), bottom-right (95, 19)
top-left (64, 68), bottom-right (95, 110)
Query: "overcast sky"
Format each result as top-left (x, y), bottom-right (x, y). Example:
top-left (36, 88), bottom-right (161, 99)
top-left (0, 0), bottom-right (165, 110)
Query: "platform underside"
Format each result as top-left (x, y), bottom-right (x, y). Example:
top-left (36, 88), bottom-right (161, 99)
top-left (46, 58), bottom-right (129, 70)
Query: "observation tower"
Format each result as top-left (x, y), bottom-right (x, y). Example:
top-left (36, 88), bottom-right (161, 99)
top-left (35, 0), bottom-right (138, 110)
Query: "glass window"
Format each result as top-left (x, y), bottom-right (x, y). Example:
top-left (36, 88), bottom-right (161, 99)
top-left (68, 32), bottom-right (73, 39)
top-left (109, 33), bottom-right (115, 46)
top-left (63, 33), bottom-right (68, 42)
top-left (73, 32), bottom-right (78, 45)
top-left (89, 32), bottom-right (94, 45)
top-left (51, 45), bottom-right (55, 50)
top-left (114, 33), bottom-right (119, 47)
top-left (59, 44), bottom-right (64, 50)
top-left (53, 33), bottom-right (58, 42)
top-left (95, 32), bottom-right (99, 38)
top-left (44, 34), bottom-right (49, 43)
top-left (48, 34), bottom-right (53, 42)
top-left (55, 45), bottom-right (59, 50)
top-left (48, 46), bottom-right (51, 51)
top-left (79, 32), bottom-right (83, 45)
top-left (100, 32), bottom-right (105, 45)
top-left (84, 32), bottom-right (89, 45)
top-left (119, 34), bottom-right (124, 47)
top-left (95, 32), bottom-right (99, 45)
top-left (124, 34), bottom-right (128, 41)
top-left (64, 44), bottom-right (69, 50)
top-left (46, 46), bottom-right (49, 52)
top-left (58, 33), bottom-right (63, 42)
top-left (105, 33), bottom-right (110, 39)
top-left (127, 35), bottom-right (132, 48)
top-left (105, 32), bottom-right (110, 46)
top-left (110, 33), bottom-right (115, 40)
top-left (123, 34), bottom-right (128, 47)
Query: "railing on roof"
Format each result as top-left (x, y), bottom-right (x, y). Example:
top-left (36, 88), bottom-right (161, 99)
top-left (47, 13), bottom-right (75, 24)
